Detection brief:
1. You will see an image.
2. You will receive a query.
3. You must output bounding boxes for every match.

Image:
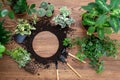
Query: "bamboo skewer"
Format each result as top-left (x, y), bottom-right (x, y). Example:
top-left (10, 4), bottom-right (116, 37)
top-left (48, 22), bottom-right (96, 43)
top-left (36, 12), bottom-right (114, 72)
top-left (68, 53), bottom-right (86, 63)
top-left (66, 63), bottom-right (82, 78)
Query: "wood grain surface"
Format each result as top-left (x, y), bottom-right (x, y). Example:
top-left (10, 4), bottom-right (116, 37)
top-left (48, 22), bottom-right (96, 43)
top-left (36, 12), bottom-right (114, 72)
top-left (32, 31), bottom-right (59, 58)
top-left (0, 0), bottom-right (120, 80)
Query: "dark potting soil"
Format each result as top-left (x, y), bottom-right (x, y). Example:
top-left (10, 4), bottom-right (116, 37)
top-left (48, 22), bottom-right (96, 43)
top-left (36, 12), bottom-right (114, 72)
top-left (24, 20), bottom-right (68, 64)
top-left (24, 60), bottom-right (39, 74)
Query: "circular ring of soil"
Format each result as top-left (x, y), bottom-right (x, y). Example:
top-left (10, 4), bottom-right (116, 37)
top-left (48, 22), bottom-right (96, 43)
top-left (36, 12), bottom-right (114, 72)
top-left (24, 21), bottom-right (67, 64)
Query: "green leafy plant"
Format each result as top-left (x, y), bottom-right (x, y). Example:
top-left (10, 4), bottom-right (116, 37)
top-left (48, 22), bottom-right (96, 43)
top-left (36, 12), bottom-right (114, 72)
top-left (0, 43), bottom-right (6, 58)
top-left (75, 35), bottom-right (119, 73)
top-left (15, 19), bottom-right (36, 36)
top-left (0, 2), bottom-right (14, 19)
top-left (63, 38), bottom-right (72, 47)
top-left (82, 0), bottom-right (120, 39)
top-left (52, 6), bottom-right (75, 28)
top-left (37, 1), bottom-right (54, 17)
top-left (6, 47), bottom-right (31, 67)
top-left (0, 21), bottom-right (11, 45)
top-left (8, 0), bottom-right (36, 15)
top-left (30, 14), bottom-right (38, 25)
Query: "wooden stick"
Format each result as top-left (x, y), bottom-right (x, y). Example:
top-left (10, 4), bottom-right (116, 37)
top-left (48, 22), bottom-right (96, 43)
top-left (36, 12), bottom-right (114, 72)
top-left (68, 53), bottom-right (86, 63)
top-left (66, 63), bottom-right (82, 78)
top-left (56, 69), bottom-right (59, 80)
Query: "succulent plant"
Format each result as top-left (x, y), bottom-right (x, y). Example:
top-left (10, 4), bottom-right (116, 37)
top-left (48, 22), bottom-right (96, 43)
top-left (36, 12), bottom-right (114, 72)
top-left (40, 1), bottom-right (48, 9)
top-left (46, 10), bottom-right (52, 17)
top-left (48, 4), bottom-right (54, 11)
top-left (37, 1), bottom-right (54, 18)
top-left (37, 8), bottom-right (46, 17)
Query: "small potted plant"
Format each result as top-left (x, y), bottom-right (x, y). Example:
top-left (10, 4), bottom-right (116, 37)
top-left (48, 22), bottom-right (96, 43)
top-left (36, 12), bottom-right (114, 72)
top-left (37, 1), bottom-right (54, 20)
top-left (81, 0), bottom-right (120, 39)
top-left (52, 6), bottom-right (75, 28)
top-left (15, 19), bottom-right (36, 43)
top-left (6, 47), bottom-right (31, 68)
top-left (7, 0), bottom-right (36, 17)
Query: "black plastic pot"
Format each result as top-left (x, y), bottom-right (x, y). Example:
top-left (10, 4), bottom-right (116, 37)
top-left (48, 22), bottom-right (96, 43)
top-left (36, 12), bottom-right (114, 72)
top-left (15, 34), bottom-right (27, 43)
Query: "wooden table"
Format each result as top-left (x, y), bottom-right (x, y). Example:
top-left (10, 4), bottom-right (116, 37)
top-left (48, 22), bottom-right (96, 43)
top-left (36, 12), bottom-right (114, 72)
top-left (0, 0), bottom-right (120, 80)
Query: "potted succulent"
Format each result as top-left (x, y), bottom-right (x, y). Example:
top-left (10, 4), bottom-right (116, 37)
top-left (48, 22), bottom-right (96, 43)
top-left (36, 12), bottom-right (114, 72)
top-left (0, 2), bottom-right (14, 19)
top-left (81, 0), bottom-right (120, 39)
top-left (52, 6), bottom-right (75, 28)
top-left (37, 1), bottom-right (54, 19)
top-left (7, 0), bottom-right (36, 16)
top-left (15, 19), bottom-right (36, 43)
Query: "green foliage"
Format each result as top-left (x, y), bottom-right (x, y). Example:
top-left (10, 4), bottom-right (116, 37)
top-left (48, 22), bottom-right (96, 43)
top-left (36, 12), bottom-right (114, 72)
top-left (0, 2), bottom-right (14, 19)
top-left (46, 10), bottom-right (52, 17)
top-left (6, 47), bottom-right (31, 68)
top-left (82, 0), bottom-right (120, 39)
top-left (52, 6), bottom-right (75, 28)
top-left (0, 21), bottom-right (11, 45)
top-left (48, 4), bottom-right (54, 11)
top-left (8, 0), bottom-right (36, 15)
top-left (40, 1), bottom-right (48, 9)
top-left (63, 38), bottom-right (72, 47)
top-left (37, 1), bottom-right (54, 17)
top-left (37, 8), bottom-right (46, 17)
top-left (31, 15), bottom-right (38, 25)
top-left (75, 35), bottom-right (119, 73)
top-left (27, 4), bottom-right (36, 15)
top-left (15, 19), bottom-right (36, 36)
top-left (60, 6), bottom-right (71, 16)
top-left (0, 43), bottom-right (6, 58)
